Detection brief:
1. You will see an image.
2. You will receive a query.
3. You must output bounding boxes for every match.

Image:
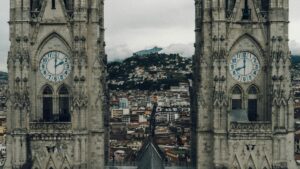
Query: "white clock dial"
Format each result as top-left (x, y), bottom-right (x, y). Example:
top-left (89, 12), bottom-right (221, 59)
top-left (39, 51), bottom-right (72, 82)
top-left (229, 52), bottom-right (260, 83)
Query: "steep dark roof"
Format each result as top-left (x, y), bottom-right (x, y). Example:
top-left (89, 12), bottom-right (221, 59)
top-left (136, 138), bottom-right (165, 169)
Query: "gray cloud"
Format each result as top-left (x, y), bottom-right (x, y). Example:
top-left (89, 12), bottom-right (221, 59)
top-left (104, 0), bottom-right (195, 60)
top-left (290, 40), bottom-right (300, 55)
top-left (0, 0), bottom-right (300, 71)
top-left (0, 1), bottom-right (9, 72)
top-left (107, 43), bottom-right (194, 62)
top-left (107, 44), bottom-right (133, 61)
top-left (161, 43), bottom-right (194, 58)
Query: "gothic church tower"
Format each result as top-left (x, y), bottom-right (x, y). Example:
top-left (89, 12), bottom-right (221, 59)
top-left (5, 0), bottom-right (107, 168)
top-left (194, 0), bottom-right (296, 168)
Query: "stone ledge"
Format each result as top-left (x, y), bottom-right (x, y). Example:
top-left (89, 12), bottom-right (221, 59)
top-left (230, 121), bottom-right (272, 134)
top-left (29, 122), bottom-right (72, 131)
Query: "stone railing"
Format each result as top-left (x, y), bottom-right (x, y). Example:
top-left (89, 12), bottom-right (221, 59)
top-left (230, 121), bottom-right (272, 133)
top-left (29, 122), bottom-right (72, 131)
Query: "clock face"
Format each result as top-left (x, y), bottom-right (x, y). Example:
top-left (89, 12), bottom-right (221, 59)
top-left (229, 52), bottom-right (260, 83)
top-left (39, 51), bottom-right (72, 82)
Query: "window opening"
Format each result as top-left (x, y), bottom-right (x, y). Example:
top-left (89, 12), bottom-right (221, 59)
top-left (248, 86), bottom-right (258, 121)
top-left (58, 85), bottom-right (71, 122)
top-left (43, 86), bottom-right (53, 122)
top-left (52, 0), bottom-right (56, 9)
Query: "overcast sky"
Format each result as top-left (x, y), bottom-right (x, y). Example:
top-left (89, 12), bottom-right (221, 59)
top-left (0, 0), bottom-right (300, 71)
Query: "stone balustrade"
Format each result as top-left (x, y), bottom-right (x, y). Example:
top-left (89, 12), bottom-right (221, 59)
top-left (29, 122), bottom-right (72, 131)
top-left (230, 121), bottom-right (272, 134)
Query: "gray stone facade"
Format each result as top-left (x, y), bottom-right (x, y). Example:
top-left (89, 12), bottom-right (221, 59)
top-left (4, 0), bottom-right (298, 169)
top-left (193, 0), bottom-right (296, 169)
top-left (5, 0), bottom-right (107, 168)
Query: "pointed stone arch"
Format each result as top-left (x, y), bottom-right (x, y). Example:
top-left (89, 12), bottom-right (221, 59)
top-left (260, 155), bottom-right (271, 169)
top-left (41, 84), bottom-right (54, 122)
top-left (247, 84), bottom-right (259, 94)
top-left (57, 83), bottom-right (72, 95)
top-left (246, 155), bottom-right (257, 169)
top-left (46, 156), bottom-right (57, 169)
top-left (59, 156), bottom-right (71, 169)
top-left (36, 32), bottom-right (71, 55)
top-left (32, 156), bottom-right (42, 169)
top-left (229, 33), bottom-right (264, 56)
top-left (57, 84), bottom-right (71, 122)
top-left (40, 84), bottom-right (54, 95)
top-left (33, 32), bottom-right (72, 69)
top-left (231, 0), bottom-right (261, 21)
top-left (232, 154), bottom-right (242, 169)
top-left (231, 84), bottom-right (243, 95)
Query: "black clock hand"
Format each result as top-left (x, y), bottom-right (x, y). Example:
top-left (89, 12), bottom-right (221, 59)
top-left (235, 66), bottom-right (245, 71)
top-left (55, 55), bottom-right (57, 75)
top-left (55, 61), bottom-right (64, 68)
top-left (243, 56), bottom-right (246, 75)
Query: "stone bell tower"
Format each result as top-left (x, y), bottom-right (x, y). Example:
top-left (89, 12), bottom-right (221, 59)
top-left (5, 0), bottom-right (108, 168)
top-left (194, 0), bottom-right (296, 168)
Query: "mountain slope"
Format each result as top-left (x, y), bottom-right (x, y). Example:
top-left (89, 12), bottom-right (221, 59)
top-left (108, 53), bottom-right (192, 90)
top-left (0, 71), bottom-right (8, 83)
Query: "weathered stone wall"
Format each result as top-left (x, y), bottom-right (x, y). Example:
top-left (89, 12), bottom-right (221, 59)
top-left (5, 0), bottom-right (107, 168)
top-left (194, 0), bottom-right (296, 168)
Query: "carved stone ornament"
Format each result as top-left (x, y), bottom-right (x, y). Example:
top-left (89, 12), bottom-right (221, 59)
top-left (12, 90), bottom-right (30, 111)
top-left (72, 94), bottom-right (88, 109)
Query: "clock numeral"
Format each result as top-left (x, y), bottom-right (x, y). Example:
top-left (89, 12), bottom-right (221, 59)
top-left (48, 52), bottom-right (53, 58)
top-left (248, 75), bottom-right (252, 81)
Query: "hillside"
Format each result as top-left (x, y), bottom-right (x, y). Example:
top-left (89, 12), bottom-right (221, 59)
top-left (0, 55), bottom-right (299, 88)
top-left (0, 71), bottom-right (8, 84)
top-left (291, 55), bottom-right (300, 79)
top-left (108, 53), bottom-right (192, 90)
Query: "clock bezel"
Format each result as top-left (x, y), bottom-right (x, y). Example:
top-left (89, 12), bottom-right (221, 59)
top-left (229, 51), bottom-right (260, 83)
top-left (39, 50), bottom-right (72, 83)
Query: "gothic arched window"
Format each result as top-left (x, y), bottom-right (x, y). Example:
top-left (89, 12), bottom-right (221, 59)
top-left (43, 86), bottom-right (53, 122)
top-left (232, 85), bottom-right (242, 110)
top-left (52, 0), bottom-right (56, 9)
top-left (248, 85), bottom-right (258, 121)
top-left (58, 85), bottom-right (71, 122)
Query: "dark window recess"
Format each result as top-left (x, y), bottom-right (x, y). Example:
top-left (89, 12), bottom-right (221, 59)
top-left (43, 86), bottom-right (53, 122)
top-left (64, 0), bottom-right (68, 9)
top-left (248, 86), bottom-right (258, 94)
top-left (232, 86), bottom-right (242, 94)
top-left (261, 0), bottom-right (269, 11)
top-left (242, 0), bottom-right (251, 20)
top-left (58, 86), bottom-right (71, 122)
top-left (232, 99), bottom-right (242, 110)
top-left (248, 99), bottom-right (257, 121)
top-left (43, 97), bottom-right (53, 122)
top-left (52, 0), bottom-right (56, 9)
